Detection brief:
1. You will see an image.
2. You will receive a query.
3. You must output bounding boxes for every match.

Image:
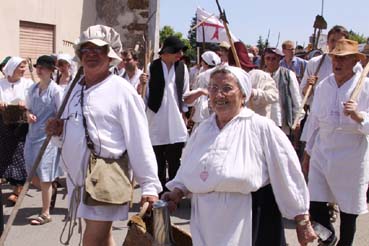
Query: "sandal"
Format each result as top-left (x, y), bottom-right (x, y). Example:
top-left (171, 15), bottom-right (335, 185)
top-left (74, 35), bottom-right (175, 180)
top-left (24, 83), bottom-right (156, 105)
top-left (30, 214), bottom-right (52, 226)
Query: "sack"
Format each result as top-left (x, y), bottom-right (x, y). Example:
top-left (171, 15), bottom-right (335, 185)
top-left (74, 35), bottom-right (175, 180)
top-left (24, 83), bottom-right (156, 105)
top-left (123, 202), bottom-right (193, 246)
top-left (83, 153), bottom-right (132, 206)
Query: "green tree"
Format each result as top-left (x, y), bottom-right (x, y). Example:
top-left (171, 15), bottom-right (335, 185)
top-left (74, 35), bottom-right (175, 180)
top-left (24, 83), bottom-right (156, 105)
top-left (160, 25), bottom-right (196, 62)
top-left (348, 30), bottom-right (368, 44)
top-left (256, 36), bottom-right (266, 52)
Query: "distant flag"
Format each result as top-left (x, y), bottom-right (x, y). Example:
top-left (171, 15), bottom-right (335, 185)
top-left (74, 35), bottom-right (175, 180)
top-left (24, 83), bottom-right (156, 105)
top-left (196, 7), bottom-right (238, 43)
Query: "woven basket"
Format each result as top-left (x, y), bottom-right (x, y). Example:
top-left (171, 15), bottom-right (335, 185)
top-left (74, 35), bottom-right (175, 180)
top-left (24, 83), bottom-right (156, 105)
top-left (123, 203), bottom-right (192, 246)
top-left (1, 105), bottom-right (27, 125)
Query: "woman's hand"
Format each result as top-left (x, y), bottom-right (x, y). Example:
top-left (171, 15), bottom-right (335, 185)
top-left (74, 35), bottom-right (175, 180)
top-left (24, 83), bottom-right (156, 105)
top-left (45, 118), bottom-right (64, 136)
top-left (27, 112), bottom-right (37, 124)
top-left (18, 100), bottom-right (26, 109)
top-left (161, 188), bottom-right (184, 213)
top-left (0, 101), bottom-right (7, 111)
top-left (295, 214), bottom-right (318, 245)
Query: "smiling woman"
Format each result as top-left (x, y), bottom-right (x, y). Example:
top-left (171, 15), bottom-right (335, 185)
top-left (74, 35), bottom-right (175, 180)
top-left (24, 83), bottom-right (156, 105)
top-left (162, 65), bottom-right (316, 246)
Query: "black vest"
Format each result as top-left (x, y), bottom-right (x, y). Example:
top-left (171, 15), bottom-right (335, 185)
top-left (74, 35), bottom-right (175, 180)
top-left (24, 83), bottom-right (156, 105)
top-left (147, 58), bottom-right (185, 113)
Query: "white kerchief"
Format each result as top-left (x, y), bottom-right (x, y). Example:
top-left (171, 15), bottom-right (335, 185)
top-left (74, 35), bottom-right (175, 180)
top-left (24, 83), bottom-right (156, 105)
top-left (3, 57), bottom-right (25, 77)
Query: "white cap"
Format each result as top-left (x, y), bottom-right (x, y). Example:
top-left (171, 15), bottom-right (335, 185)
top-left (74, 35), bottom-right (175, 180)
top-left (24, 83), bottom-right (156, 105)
top-left (201, 51), bottom-right (221, 66)
top-left (74, 25), bottom-right (122, 66)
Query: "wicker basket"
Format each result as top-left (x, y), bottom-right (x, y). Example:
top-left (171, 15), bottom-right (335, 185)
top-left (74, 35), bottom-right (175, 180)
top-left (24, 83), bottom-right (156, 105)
top-left (123, 203), bottom-right (192, 246)
top-left (1, 105), bottom-right (27, 125)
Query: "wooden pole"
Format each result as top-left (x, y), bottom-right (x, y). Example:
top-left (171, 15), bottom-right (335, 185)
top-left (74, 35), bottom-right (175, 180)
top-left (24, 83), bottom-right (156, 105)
top-left (350, 61), bottom-right (369, 101)
top-left (0, 67), bottom-right (84, 244)
top-left (291, 54), bottom-right (326, 130)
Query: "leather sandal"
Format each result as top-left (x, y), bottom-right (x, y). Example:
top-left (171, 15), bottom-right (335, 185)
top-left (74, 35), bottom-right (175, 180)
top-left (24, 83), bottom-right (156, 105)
top-left (30, 214), bottom-right (52, 226)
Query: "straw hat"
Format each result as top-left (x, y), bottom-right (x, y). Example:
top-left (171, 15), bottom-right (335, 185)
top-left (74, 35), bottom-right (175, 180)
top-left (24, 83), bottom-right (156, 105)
top-left (329, 39), bottom-right (366, 62)
top-left (219, 41), bottom-right (230, 50)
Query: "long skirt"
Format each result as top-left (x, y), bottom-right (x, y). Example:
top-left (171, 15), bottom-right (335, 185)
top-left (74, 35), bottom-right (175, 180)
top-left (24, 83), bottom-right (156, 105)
top-left (0, 118), bottom-right (27, 185)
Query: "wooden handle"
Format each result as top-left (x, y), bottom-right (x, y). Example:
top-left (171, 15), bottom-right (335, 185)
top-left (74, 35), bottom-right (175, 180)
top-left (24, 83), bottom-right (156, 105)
top-left (138, 202), bottom-right (150, 218)
top-left (350, 62), bottom-right (369, 101)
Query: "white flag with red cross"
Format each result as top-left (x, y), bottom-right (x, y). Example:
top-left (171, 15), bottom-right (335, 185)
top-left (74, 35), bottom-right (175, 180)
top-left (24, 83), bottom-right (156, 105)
top-left (196, 7), bottom-right (238, 43)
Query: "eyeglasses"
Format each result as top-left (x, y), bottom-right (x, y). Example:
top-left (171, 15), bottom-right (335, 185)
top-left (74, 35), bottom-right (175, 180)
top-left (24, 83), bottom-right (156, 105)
top-left (208, 85), bottom-right (237, 94)
top-left (79, 47), bottom-right (105, 55)
top-left (265, 56), bottom-right (278, 61)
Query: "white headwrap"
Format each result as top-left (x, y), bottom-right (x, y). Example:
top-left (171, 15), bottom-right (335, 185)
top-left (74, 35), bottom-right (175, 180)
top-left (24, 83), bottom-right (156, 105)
top-left (57, 53), bottom-right (73, 65)
top-left (3, 57), bottom-right (25, 77)
top-left (201, 51), bottom-right (221, 66)
top-left (210, 65), bottom-right (252, 103)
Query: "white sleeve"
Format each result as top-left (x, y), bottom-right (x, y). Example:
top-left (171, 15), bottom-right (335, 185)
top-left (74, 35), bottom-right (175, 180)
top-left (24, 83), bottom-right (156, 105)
top-left (181, 64), bottom-right (190, 112)
top-left (251, 72), bottom-right (279, 106)
top-left (120, 90), bottom-right (162, 196)
top-left (262, 122), bottom-right (309, 219)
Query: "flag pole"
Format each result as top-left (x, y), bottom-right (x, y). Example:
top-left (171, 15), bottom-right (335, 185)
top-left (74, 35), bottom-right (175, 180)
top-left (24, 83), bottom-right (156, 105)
top-left (215, 0), bottom-right (241, 68)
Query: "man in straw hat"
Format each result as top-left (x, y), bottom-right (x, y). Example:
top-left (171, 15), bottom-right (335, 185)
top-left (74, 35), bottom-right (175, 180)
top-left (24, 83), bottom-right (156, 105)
top-left (46, 25), bottom-right (161, 245)
top-left (303, 39), bottom-right (369, 246)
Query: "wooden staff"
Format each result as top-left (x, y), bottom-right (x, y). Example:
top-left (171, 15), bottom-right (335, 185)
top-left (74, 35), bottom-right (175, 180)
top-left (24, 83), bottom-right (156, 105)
top-left (141, 39), bottom-right (151, 98)
top-left (26, 57), bottom-right (36, 82)
top-left (0, 67), bottom-right (84, 244)
top-left (215, 0), bottom-right (241, 68)
top-left (291, 54), bottom-right (326, 130)
top-left (350, 61), bottom-right (369, 101)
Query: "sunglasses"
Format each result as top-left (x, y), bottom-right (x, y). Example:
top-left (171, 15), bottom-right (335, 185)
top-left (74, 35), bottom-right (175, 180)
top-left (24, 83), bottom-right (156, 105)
top-left (79, 47), bottom-right (105, 55)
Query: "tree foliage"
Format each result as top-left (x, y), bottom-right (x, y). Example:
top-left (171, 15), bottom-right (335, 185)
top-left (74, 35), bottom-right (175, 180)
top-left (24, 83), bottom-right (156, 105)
top-left (348, 30), bottom-right (368, 44)
top-left (256, 36), bottom-right (267, 52)
top-left (159, 25), bottom-right (196, 62)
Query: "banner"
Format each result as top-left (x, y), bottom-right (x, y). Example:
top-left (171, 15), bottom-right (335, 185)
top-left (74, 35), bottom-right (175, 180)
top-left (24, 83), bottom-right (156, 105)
top-left (196, 7), bottom-right (238, 43)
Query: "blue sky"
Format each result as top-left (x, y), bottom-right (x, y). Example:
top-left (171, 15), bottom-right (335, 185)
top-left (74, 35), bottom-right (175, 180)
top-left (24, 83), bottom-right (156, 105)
top-left (160, 0), bottom-right (368, 48)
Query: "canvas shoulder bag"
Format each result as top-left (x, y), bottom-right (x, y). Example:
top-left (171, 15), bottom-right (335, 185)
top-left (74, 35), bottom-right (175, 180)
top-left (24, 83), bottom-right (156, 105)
top-left (80, 84), bottom-right (132, 206)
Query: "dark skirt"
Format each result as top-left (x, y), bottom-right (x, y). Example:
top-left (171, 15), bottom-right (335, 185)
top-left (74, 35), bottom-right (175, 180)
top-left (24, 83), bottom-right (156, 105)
top-left (0, 117), bottom-right (27, 185)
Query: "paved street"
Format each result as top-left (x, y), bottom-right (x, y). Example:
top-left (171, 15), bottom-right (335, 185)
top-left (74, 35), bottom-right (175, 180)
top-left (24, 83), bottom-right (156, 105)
top-left (0, 180), bottom-right (368, 245)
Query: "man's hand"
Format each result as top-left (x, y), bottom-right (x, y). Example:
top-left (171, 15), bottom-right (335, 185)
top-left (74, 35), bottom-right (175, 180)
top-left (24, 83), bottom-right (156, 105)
top-left (139, 73), bottom-right (149, 85)
top-left (302, 76), bottom-right (318, 96)
top-left (140, 195), bottom-right (159, 213)
top-left (45, 118), bottom-right (64, 136)
top-left (343, 100), bottom-right (363, 123)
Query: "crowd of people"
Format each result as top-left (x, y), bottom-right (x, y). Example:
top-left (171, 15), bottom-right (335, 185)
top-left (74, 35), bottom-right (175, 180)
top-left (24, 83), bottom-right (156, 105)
top-left (0, 23), bottom-right (369, 246)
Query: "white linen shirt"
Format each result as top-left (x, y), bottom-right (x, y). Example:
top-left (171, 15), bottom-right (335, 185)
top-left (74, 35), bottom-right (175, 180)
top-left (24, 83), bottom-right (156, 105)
top-left (184, 67), bottom-right (215, 124)
top-left (122, 68), bottom-right (143, 90)
top-left (247, 69), bottom-right (279, 121)
top-left (167, 108), bottom-right (309, 246)
top-left (0, 77), bottom-right (34, 104)
top-left (305, 73), bottom-right (369, 214)
top-left (60, 74), bottom-right (162, 221)
top-left (146, 60), bottom-right (189, 145)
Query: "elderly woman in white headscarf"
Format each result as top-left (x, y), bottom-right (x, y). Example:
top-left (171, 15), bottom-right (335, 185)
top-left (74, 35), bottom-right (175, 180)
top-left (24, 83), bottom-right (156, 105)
top-left (163, 65), bottom-right (317, 246)
top-left (0, 57), bottom-right (34, 205)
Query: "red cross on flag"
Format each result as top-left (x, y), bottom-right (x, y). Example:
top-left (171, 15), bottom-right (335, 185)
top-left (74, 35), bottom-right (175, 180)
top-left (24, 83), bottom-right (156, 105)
top-left (196, 7), bottom-right (238, 43)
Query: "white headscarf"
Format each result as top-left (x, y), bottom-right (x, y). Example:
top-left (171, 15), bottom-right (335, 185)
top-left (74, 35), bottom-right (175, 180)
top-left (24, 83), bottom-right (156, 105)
top-left (3, 57), bottom-right (25, 78)
top-left (57, 53), bottom-right (76, 75)
top-left (210, 65), bottom-right (252, 103)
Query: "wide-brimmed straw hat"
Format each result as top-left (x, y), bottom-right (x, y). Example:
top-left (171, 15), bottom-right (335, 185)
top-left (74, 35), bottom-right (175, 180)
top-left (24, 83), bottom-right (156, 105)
top-left (74, 25), bottom-right (122, 66)
top-left (329, 39), bottom-right (366, 62)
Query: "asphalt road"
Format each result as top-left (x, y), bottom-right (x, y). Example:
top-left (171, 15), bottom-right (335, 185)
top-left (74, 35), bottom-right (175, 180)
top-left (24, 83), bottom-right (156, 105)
top-left (1, 180), bottom-right (368, 246)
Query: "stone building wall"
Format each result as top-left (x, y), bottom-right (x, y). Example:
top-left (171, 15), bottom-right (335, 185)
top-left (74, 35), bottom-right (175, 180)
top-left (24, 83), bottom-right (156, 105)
top-left (95, 0), bottom-right (159, 62)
